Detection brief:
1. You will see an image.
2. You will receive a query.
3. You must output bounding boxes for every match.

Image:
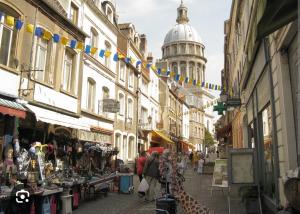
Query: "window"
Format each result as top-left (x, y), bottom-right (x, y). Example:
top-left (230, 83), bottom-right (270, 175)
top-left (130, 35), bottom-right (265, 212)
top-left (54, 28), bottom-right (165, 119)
top-left (189, 64), bottom-right (194, 79)
top-left (172, 45), bottom-right (177, 55)
top-left (118, 93), bottom-right (125, 116)
top-left (105, 41), bottom-right (111, 68)
top-left (128, 70), bottom-right (134, 87)
top-left (62, 48), bottom-right (77, 94)
top-left (106, 5), bottom-right (113, 22)
top-left (87, 78), bottom-right (95, 112)
top-left (115, 133), bottom-right (121, 158)
top-left (70, 2), bottom-right (79, 25)
top-left (128, 137), bottom-right (134, 159)
top-left (141, 79), bottom-right (148, 95)
top-left (90, 28), bottom-right (98, 49)
top-left (119, 61), bottom-right (125, 81)
top-left (127, 98), bottom-right (133, 119)
top-left (122, 136), bottom-right (127, 160)
top-left (189, 44), bottom-right (194, 54)
top-left (141, 107), bottom-right (148, 124)
top-left (0, 5), bottom-right (18, 67)
top-left (180, 44), bottom-right (185, 54)
top-left (260, 105), bottom-right (275, 200)
top-left (99, 86), bottom-right (109, 115)
top-left (34, 34), bottom-right (53, 84)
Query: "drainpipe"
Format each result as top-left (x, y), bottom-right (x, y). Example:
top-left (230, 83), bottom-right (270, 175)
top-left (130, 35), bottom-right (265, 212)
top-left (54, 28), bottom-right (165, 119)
top-left (263, 37), bottom-right (280, 209)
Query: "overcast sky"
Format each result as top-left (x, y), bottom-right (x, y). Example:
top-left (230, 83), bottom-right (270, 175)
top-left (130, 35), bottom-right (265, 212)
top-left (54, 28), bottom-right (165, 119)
top-left (115, 0), bottom-right (232, 85)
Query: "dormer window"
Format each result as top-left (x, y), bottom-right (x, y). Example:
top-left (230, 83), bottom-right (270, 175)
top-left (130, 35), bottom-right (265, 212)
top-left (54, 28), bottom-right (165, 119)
top-left (106, 5), bottom-right (113, 22)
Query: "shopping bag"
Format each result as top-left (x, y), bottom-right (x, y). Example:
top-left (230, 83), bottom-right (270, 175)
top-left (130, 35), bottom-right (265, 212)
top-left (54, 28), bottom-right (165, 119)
top-left (73, 192), bottom-right (79, 208)
top-left (138, 178), bottom-right (149, 193)
top-left (42, 197), bottom-right (51, 214)
top-left (50, 195), bottom-right (57, 214)
top-left (30, 201), bottom-right (35, 214)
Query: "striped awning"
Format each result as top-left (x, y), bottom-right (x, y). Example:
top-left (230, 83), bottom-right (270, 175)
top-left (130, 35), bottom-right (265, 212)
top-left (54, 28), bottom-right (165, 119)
top-left (0, 98), bottom-right (26, 118)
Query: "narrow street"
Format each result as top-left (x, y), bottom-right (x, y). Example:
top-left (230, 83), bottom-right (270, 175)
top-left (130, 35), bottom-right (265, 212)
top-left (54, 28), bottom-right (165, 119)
top-left (74, 168), bottom-right (246, 214)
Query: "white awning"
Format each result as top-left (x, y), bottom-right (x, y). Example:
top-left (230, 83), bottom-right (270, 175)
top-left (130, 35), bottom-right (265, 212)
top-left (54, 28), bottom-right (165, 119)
top-left (25, 104), bottom-right (90, 131)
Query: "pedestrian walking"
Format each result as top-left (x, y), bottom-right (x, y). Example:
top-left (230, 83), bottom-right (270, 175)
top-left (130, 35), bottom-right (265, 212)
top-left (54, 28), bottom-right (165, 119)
top-left (137, 151), bottom-right (147, 182)
top-left (197, 157), bottom-right (204, 174)
top-left (143, 151), bottom-right (160, 202)
top-left (192, 151), bottom-right (199, 171)
top-left (189, 152), bottom-right (194, 168)
top-left (159, 149), bottom-right (172, 194)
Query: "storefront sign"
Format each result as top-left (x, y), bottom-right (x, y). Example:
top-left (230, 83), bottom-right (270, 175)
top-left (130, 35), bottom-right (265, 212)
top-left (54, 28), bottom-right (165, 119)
top-left (102, 99), bottom-right (120, 113)
top-left (228, 148), bottom-right (257, 185)
top-left (77, 130), bottom-right (112, 144)
top-left (226, 98), bottom-right (241, 107)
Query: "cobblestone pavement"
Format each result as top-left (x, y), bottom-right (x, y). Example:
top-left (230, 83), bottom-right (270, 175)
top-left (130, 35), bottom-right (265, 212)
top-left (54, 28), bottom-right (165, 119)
top-left (74, 168), bottom-right (246, 214)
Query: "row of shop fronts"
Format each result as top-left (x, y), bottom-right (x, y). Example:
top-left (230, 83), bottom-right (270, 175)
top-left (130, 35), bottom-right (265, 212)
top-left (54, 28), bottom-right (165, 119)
top-left (219, 0), bottom-right (298, 213)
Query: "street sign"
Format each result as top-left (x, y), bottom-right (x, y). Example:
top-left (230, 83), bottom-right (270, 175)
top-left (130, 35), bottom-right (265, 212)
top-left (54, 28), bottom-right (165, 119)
top-left (226, 98), bottom-right (241, 107)
top-left (102, 99), bottom-right (120, 113)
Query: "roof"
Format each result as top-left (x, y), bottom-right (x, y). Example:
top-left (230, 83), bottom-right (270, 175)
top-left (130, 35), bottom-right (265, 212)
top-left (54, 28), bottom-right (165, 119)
top-left (163, 23), bottom-right (202, 45)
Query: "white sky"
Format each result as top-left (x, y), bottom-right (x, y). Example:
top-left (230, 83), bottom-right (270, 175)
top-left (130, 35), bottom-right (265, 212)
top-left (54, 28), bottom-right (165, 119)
top-left (116, 0), bottom-right (232, 86)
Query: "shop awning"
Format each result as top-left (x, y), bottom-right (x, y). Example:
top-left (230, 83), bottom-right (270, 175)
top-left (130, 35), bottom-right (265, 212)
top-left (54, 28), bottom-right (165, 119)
top-left (151, 130), bottom-right (174, 145)
top-left (0, 98), bottom-right (26, 119)
top-left (25, 104), bottom-right (89, 131)
top-left (257, 0), bottom-right (297, 39)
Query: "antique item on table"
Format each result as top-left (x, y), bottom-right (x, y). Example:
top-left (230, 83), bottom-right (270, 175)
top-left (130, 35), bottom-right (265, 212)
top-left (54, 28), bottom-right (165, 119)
top-left (16, 148), bottom-right (31, 180)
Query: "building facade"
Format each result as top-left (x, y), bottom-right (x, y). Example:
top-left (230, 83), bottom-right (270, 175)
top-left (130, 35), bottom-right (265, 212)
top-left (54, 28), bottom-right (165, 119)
top-left (223, 0), bottom-right (298, 212)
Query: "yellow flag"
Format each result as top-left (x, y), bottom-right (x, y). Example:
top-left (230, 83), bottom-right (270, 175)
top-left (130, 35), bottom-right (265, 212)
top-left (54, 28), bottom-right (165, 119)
top-left (130, 57), bottom-right (136, 64)
top-left (61, 37), bottom-right (69, 45)
top-left (170, 71), bottom-right (175, 77)
top-left (91, 47), bottom-right (98, 55)
top-left (104, 51), bottom-right (112, 57)
top-left (161, 68), bottom-right (166, 73)
top-left (179, 76), bottom-right (185, 82)
top-left (76, 42), bottom-right (84, 50)
top-left (43, 31), bottom-right (52, 41)
top-left (197, 80), bottom-right (201, 86)
top-left (189, 78), bottom-right (193, 84)
top-left (6, 16), bottom-right (14, 27)
top-left (151, 65), bottom-right (157, 71)
top-left (118, 53), bottom-right (125, 59)
top-left (26, 24), bottom-right (34, 33)
top-left (205, 83), bottom-right (209, 88)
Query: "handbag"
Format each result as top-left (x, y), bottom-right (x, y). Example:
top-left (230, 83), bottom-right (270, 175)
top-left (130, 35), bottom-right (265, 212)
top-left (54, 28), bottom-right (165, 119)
top-left (50, 195), bottom-right (57, 214)
top-left (138, 178), bottom-right (149, 193)
top-left (42, 197), bottom-right (51, 214)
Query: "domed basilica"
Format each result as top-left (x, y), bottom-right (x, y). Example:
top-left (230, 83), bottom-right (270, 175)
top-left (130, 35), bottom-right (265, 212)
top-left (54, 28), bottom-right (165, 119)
top-left (161, 0), bottom-right (206, 84)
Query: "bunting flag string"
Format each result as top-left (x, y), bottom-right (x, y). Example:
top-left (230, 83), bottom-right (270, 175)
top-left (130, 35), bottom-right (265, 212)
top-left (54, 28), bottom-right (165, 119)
top-left (2, 12), bottom-right (224, 91)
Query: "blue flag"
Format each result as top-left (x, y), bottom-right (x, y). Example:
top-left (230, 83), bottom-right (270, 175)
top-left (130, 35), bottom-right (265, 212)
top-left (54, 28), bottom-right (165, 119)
top-left (35, 27), bottom-right (43, 37)
top-left (201, 82), bottom-right (205, 87)
top-left (157, 69), bottom-right (161, 75)
top-left (193, 80), bottom-right (196, 85)
top-left (125, 57), bottom-right (130, 64)
top-left (70, 40), bottom-right (77, 49)
top-left (113, 53), bottom-right (119, 61)
top-left (185, 77), bottom-right (189, 83)
top-left (146, 63), bottom-right (151, 68)
top-left (99, 49), bottom-right (105, 58)
top-left (85, 45), bottom-right (91, 54)
top-left (175, 74), bottom-right (180, 82)
top-left (136, 61), bottom-right (142, 67)
top-left (166, 71), bottom-right (170, 76)
top-left (53, 34), bottom-right (60, 43)
top-left (15, 20), bottom-right (24, 30)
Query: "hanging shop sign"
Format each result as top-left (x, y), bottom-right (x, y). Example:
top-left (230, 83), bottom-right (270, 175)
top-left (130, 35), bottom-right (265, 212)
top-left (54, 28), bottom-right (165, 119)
top-left (226, 98), bottom-right (241, 107)
top-left (102, 99), bottom-right (120, 113)
top-left (77, 130), bottom-right (112, 144)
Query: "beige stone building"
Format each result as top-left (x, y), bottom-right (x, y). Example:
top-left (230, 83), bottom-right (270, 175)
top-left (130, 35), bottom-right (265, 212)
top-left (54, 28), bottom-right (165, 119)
top-left (114, 23), bottom-right (146, 163)
top-left (224, 0), bottom-right (298, 212)
top-left (0, 0), bottom-right (89, 152)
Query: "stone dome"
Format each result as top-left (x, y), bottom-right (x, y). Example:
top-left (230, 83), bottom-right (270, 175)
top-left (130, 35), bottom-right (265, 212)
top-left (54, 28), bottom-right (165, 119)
top-left (163, 23), bottom-right (202, 45)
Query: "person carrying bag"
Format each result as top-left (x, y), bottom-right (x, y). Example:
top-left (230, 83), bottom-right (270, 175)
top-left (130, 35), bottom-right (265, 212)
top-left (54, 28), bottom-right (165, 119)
top-left (142, 151), bottom-right (160, 202)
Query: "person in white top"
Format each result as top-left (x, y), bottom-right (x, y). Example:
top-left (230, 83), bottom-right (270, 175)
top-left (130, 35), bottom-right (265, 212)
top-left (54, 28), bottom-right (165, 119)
top-left (197, 158), bottom-right (204, 174)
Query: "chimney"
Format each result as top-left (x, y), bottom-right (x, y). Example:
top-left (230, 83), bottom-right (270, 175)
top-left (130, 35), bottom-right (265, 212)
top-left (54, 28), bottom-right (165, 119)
top-left (140, 34), bottom-right (147, 57)
top-left (147, 52), bottom-right (153, 63)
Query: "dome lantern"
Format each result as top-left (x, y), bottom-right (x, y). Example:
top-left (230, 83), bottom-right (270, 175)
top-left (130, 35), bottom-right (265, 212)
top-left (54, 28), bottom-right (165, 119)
top-left (176, 0), bottom-right (189, 24)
